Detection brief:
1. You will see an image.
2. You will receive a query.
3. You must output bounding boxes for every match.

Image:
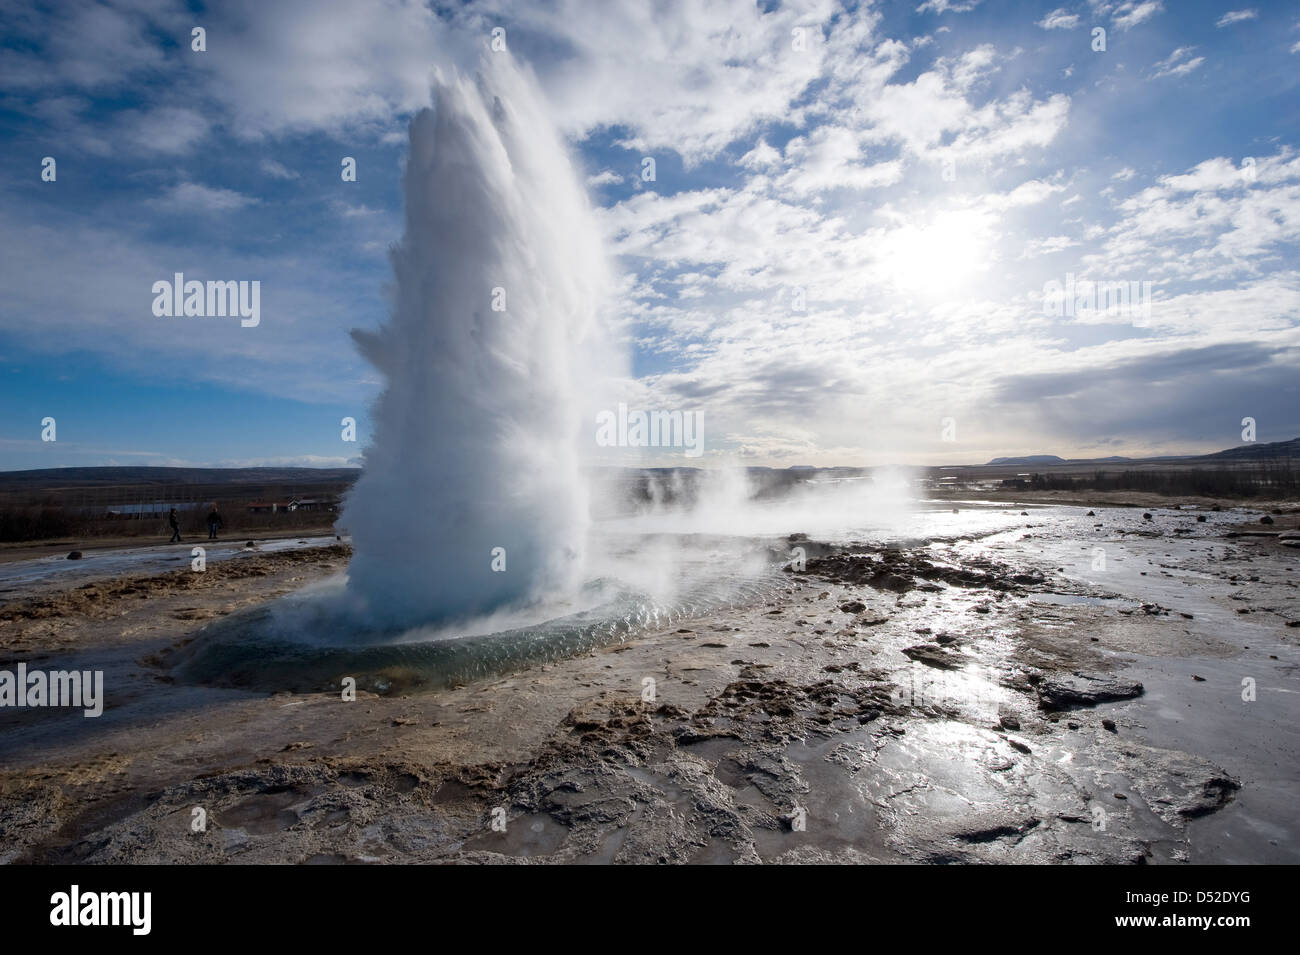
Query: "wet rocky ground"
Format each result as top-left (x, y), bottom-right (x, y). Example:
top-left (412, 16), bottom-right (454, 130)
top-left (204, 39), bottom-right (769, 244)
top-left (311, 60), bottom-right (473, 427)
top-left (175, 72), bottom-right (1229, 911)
top-left (1, 502), bottom-right (1296, 864)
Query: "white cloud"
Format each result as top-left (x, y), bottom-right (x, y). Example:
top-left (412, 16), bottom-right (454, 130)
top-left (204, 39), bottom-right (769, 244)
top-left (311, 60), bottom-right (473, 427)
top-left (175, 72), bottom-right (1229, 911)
top-left (739, 139), bottom-right (783, 170)
top-left (1020, 234), bottom-right (1079, 257)
top-left (917, 0), bottom-right (982, 13)
top-left (3, 0), bottom-right (1296, 464)
top-left (197, 0), bottom-right (444, 139)
top-left (118, 106), bottom-right (210, 155)
top-left (1037, 9), bottom-right (1081, 30)
top-left (466, 0), bottom-right (840, 163)
top-left (776, 126), bottom-right (904, 194)
top-left (1215, 10), bottom-right (1257, 27)
top-left (260, 159), bottom-right (300, 180)
top-left (0, 203), bottom-right (375, 404)
top-left (0, 0), bottom-right (180, 90)
top-left (1150, 47), bottom-right (1205, 79)
top-left (1112, 1), bottom-right (1163, 31)
top-left (151, 182), bottom-right (260, 212)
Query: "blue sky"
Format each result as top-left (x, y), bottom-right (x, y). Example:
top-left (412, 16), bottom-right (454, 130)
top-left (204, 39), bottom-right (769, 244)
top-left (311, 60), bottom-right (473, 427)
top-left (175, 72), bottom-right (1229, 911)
top-left (2, 0), bottom-right (1298, 469)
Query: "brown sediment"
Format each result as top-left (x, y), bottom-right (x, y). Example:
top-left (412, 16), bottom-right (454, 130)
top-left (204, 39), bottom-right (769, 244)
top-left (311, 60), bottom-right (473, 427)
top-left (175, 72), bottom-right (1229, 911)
top-left (0, 508), bottom-right (1295, 864)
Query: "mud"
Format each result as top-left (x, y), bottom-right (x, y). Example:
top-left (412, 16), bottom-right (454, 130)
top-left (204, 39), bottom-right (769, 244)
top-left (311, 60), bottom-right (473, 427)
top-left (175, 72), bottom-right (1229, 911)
top-left (1, 504), bottom-right (1297, 864)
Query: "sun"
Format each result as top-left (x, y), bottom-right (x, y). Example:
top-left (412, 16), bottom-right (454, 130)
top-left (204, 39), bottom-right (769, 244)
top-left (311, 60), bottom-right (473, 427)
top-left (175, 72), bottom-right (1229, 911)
top-left (882, 209), bottom-right (993, 296)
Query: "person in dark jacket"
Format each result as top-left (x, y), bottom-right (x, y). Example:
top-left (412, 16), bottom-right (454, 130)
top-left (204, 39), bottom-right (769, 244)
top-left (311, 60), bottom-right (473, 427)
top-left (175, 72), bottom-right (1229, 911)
top-left (168, 507), bottom-right (181, 543)
top-left (207, 506), bottom-right (224, 540)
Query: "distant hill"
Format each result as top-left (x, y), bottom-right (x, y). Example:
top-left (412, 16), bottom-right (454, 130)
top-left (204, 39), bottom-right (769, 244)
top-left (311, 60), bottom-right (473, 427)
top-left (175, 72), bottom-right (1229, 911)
top-left (987, 453), bottom-right (1135, 466)
top-left (986, 454), bottom-right (1068, 466)
top-left (0, 466), bottom-right (361, 490)
top-left (1198, 437), bottom-right (1300, 462)
top-left (983, 437), bottom-right (1298, 468)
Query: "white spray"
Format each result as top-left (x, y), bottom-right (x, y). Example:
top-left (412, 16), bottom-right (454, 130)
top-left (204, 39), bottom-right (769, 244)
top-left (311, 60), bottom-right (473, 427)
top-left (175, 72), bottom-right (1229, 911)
top-left (342, 56), bottom-right (613, 629)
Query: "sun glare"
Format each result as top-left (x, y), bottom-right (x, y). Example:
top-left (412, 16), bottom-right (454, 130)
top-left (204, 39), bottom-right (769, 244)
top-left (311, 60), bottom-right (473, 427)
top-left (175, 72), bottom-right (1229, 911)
top-left (883, 210), bottom-right (992, 295)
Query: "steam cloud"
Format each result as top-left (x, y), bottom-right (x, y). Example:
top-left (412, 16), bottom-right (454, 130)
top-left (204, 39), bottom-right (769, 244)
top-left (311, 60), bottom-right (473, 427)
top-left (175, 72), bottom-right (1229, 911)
top-left (342, 56), bottom-right (613, 629)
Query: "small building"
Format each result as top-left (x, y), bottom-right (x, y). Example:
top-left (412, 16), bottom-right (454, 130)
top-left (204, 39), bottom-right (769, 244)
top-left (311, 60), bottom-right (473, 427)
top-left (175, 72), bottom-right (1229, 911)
top-left (287, 497), bottom-right (337, 512)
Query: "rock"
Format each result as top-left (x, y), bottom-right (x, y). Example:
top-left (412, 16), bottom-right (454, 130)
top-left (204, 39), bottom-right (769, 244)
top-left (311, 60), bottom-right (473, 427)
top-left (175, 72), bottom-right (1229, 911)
top-left (1196, 515), bottom-right (1207, 522)
top-left (855, 613), bottom-right (891, 626)
top-left (838, 600), bottom-right (866, 613)
top-left (245, 540), bottom-right (256, 548)
top-left (902, 643), bottom-right (963, 670)
top-left (1191, 675), bottom-right (1206, 682)
top-left (1037, 672), bottom-right (1144, 710)
top-left (998, 715), bottom-right (1021, 730)
top-left (1114, 741), bottom-right (1240, 825)
top-left (1260, 515), bottom-right (1275, 525)
top-left (1008, 739), bottom-right (1031, 754)
top-left (1102, 718), bottom-right (1118, 733)
top-left (1143, 513), bottom-right (1153, 521)
top-left (1086, 510), bottom-right (1096, 517)
top-left (66, 551), bottom-right (83, 560)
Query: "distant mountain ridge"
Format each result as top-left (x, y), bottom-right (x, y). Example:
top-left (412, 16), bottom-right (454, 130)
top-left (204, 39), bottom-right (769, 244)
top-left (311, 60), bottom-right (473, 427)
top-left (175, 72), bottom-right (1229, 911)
top-left (0, 466), bottom-right (361, 489)
top-left (984, 437), bottom-right (1299, 468)
top-left (986, 454), bottom-right (1070, 466)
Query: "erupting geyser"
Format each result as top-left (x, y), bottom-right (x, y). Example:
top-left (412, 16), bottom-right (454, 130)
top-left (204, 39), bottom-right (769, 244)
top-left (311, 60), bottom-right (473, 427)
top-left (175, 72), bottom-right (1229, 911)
top-left (342, 57), bottom-right (612, 629)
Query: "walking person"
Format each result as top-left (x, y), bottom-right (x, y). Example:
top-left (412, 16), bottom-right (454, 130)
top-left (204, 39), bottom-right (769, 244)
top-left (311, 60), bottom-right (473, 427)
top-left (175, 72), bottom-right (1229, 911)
top-left (168, 507), bottom-right (182, 543)
top-left (207, 505), bottom-right (224, 540)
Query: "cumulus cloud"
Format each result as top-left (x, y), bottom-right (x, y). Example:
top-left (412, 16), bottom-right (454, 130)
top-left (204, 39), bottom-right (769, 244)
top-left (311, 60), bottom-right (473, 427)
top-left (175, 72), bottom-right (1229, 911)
top-left (0, 0), bottom-right (1296, 465)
